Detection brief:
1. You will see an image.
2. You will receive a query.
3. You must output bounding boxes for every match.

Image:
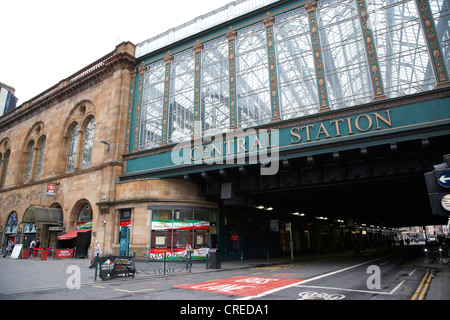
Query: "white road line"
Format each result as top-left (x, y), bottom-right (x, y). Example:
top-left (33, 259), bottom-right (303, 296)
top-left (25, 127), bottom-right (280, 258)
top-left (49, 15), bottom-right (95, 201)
top-left (238, 257), bottom-right (383, 300)
top-left (389, 280), bottom-right (406, 295)
top-left (295, 284), bottom-right (392, 295)
top-left (408, 269), bottom-right (417, 277)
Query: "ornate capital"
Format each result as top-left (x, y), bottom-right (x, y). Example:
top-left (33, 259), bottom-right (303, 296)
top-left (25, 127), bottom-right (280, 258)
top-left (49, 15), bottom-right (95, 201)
top-left (305, 1), bottom-right (317, 13)
top-left (226, 29), bottom-right (236, 41)
top-left (263, 15), bottom-right (274, 28)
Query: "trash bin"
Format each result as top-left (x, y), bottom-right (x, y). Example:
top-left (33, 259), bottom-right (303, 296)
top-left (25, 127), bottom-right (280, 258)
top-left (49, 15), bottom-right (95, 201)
top-left (209, 248), bottom-right (221, 269)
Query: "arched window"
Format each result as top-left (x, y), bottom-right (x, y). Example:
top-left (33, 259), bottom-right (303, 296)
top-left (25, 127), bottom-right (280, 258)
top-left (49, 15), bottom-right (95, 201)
top-left (76, 203), bottom-right (93, 229)
top-left (66, 124), bottom-right (79, 173)
top-left (0, 149), bottom-right (10, 188)
top-left (5, 212), bottom-right (18, 235)
top-left (24, 140), bottom-right (35, 183)
top-left (81, 118), bottom-right (95, 169)
top-left (35, 137), bottom-right (46, 181)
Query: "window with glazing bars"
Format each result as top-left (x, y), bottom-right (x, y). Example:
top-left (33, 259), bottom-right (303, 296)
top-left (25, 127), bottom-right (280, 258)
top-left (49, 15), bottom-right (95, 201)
top-left (81, 118), bottom-right (95, 169)
top-left (274, 7), bottom-right (319, 119)
top-left (367, 0), bottom-right (436, 98)
top-left (200, 36), bottom-right (230, 135)
top-left (66, 124), bottom-right (79, 173)
top-left (168, 49), bottom-right (196, 144)
top-left (317, 0), bottom-right (373, 109)
top-left (139, 60), bottom-right (165, 149)
top-left (24, 141), bottom-right (35, 183)
top-left (236, 22), bottom-right (272, 128)
top-left (35, 137), bottom-right (46, 180)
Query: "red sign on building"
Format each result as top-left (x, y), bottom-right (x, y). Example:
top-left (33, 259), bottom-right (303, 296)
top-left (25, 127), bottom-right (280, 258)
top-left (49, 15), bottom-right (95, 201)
top-left (46, 184), bottom-right (56, 196)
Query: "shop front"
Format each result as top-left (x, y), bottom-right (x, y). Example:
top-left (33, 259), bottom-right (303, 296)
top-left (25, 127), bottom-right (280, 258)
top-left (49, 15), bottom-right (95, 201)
top-left (56, 202), bottom-right (93, 258)
top-left (3, 212), bottom-right (18, 245)
top-left (149, 208), bottom-right (217, 259)
top-left (20, 206), bottom-right (63, 251)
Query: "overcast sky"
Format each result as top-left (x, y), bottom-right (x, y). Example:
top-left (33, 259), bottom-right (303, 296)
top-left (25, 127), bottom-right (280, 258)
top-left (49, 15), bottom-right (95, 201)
top-left (0, 0), bottom-right (234, 105)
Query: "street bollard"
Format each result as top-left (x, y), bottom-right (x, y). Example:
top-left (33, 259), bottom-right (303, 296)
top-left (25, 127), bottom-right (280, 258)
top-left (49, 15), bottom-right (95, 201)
top-left (94, 253), bottom-right (99, 281)
top-left (163, 252), bottom-right (167, 275)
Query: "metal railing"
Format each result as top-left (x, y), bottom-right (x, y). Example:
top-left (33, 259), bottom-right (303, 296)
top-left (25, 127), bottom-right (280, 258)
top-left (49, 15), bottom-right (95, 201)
top-left (135, 252), bottom-right (193, 275)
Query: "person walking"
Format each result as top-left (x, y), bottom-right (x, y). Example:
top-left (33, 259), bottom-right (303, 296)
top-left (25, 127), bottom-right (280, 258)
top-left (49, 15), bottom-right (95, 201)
top-left (89, 240), bottom-right (102, 268)
top-left (29, 239), bottom-right (36, 258)
top-left (3, 240), bottom-right (14, 258)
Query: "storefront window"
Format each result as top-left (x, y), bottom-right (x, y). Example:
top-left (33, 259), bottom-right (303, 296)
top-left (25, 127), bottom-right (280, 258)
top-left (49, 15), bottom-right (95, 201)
top-left (5, 212), bottom-right (18, 244)
top-left (76, 204), bottom-right (92, 229)
top-left (150, 209), bottom-right (216, 258)
top-left (119, 209), bottom-right (132, 256)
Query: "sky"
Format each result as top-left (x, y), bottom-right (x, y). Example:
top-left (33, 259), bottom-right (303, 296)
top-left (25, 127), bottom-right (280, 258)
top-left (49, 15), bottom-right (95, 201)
top-left (0, 0), bottom-right (235, 105)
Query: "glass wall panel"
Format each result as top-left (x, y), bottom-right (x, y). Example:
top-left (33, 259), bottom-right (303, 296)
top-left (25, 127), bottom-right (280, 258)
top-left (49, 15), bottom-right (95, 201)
top-left (236, 22), bottom-right (272, 128)
top-left (151, 209), bottom-right (215, 258)
top-left (168, 49), bottom-right (196, 144)
top-left (274, 7), bottom-right (319, 119)
top-left (201, 36), bottom-right (230, 135)
top-left (367, 0), bottom-right (436, 98)
top-left (317, 0), bottom-right (373, 109)
top-left (139, 60), bottom-right (166, 149)
top-left (429, 0), bottom-right (450, 76)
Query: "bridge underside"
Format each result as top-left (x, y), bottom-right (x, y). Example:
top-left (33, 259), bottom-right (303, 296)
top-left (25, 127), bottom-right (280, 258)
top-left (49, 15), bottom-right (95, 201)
top-left (183, 134), bottom-right (450, 228)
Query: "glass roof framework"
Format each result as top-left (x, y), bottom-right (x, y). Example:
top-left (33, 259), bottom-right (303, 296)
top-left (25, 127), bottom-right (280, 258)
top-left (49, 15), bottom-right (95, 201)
top-left (367, 0), bottom-right (436, 97)
top-left (135, 0), bottom-right (449, 151)
top-left (200, 36), bottom-right (230, 135)
top-left (274, 7), bottom-right (319, 119)
top-left (429, 0), bottom-right (450, 76)
top-left (318, 0), bottom-right (374, 109)
top-left (139, 60), bottom-right (165, 150)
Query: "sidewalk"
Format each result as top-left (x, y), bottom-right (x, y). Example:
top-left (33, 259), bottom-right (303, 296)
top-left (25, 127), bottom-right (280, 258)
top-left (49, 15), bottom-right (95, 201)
top-left (0, 248), bottom-right (448, 300)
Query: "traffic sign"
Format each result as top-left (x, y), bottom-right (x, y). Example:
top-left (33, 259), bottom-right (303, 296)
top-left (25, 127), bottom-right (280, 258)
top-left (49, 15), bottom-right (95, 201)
top-left (437, 171), bottom-right (450, 188)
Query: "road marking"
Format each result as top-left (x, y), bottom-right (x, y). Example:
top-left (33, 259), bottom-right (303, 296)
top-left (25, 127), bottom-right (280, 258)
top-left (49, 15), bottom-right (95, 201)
top-left (411, 270), bottom-right (433, 300)
top-left (295, 280), bottom-right (406, 296)
top-left (389, 280), bottom-right (406, 295)
top-left (174, 276), bottom-right (301, 297)
top-left (114, 288), bottom-right (154, 293)
top-left (239, 254), bottom-right (396, 300)
top-left (296, 285), bottom-right (392, 295)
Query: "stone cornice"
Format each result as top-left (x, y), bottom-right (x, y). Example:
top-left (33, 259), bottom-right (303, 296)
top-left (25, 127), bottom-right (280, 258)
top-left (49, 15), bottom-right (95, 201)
top-left (0, 51), bottom-right (136, 133)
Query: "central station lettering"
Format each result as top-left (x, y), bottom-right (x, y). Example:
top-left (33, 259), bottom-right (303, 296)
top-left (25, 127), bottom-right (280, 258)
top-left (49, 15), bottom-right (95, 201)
top-left (290, 110), bottom-right (392, 144)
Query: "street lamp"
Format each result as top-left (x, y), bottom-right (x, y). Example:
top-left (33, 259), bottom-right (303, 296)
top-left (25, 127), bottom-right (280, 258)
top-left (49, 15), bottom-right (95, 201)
top-left (100, 140), bottom-right (110, 151)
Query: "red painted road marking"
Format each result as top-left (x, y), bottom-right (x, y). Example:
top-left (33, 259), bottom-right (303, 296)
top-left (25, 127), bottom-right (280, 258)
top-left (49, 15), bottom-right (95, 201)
top-left (174, 276), bottom-right (302, 297)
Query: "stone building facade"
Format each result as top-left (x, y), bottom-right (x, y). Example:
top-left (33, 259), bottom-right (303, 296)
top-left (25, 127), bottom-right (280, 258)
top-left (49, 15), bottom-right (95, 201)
top-left (0, 42), bottom-right (138, 256)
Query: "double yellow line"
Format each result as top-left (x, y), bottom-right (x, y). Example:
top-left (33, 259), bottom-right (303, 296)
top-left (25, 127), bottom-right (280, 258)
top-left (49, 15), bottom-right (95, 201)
top-left (411, 270), bottom-right (434, 300)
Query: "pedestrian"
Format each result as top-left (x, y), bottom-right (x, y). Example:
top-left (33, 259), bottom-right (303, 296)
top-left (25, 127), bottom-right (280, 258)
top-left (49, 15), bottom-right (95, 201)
top-left (30, 239), bottom-right (36, 258)
top-left (185, 241), bottom-right (193, 257)
top-left (89, 240), bottom-right (102, 268)
top-left (3, 240), bottom-right (14, 258)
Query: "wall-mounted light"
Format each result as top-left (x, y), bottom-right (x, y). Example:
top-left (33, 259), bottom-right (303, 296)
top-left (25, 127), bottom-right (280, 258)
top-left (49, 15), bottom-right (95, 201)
top-left (100, 140), bottom-right (110, 151)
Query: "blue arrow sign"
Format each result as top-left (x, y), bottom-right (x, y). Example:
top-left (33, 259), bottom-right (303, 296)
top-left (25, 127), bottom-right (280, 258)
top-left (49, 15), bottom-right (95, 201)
top-left (437, 171), bottom-right (450, 188)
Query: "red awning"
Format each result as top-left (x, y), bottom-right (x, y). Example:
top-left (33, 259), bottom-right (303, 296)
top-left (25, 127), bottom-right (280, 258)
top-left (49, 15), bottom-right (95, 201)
top-left (58, 229), bottom-right (91, 240)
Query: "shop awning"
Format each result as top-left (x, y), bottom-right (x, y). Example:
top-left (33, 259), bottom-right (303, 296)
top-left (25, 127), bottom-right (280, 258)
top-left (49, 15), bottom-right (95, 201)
top-left (58, 229), bottom-right (91, 240)
top-left (21, 205), bottom-right (63, 225)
